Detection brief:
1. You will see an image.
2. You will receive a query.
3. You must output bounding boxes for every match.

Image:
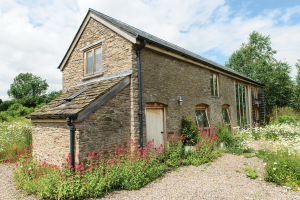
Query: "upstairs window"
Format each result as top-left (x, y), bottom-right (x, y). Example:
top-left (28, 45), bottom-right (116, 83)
top-left (221, 104), bottom-right (231, 125)
top-left (210, 72), bottom-right (219, 97)
top-left (85, 47), bottom-right (102, 75)
top-left (195, 104), bottom-right (210, 128)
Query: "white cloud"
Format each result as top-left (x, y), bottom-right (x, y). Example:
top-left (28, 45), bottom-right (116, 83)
top-left (0, 0), bottom-right (300, 101)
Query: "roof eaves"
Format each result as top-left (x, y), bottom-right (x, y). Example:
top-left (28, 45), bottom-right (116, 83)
top-left (27, 114), bottom-right (78, 119)
top-left (136, 35), bottom-right (264, 86)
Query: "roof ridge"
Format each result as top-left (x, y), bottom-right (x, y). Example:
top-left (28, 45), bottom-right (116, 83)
top-left (89, 9), bottom-right (207, 61)
top-left (89, 9), bottom-right (259, 84)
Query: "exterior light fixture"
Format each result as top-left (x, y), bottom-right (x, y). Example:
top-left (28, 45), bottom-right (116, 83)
top-left (177, 96), bottom-right (183, 106)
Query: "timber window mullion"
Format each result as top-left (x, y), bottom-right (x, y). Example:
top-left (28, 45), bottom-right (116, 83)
top-left (84, 47), bottom-right (102, 76)
top-left (210, 72), bottom-right (219, 97)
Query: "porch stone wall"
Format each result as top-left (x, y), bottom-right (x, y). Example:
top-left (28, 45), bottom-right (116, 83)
top-left (32, 84), bottom-right (131, 165)
top-left (32, 122), bottom-right (80, 165)
top-left (76, 84), bottom-right (131, 160)
top-left (62, 18), bottom-right (134, 93)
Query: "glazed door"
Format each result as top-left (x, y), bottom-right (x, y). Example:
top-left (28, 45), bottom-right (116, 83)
top-left (146, 108), bottom-right (164, 149)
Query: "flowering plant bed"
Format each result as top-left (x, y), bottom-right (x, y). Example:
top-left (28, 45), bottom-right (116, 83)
top-left (6, 127), bottom-right (224, 199)
top-left (11, 140), bottom-right (165, 199)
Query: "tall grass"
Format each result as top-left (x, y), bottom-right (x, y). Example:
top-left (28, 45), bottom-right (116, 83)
top-left (0, 118), bottom-right (32, 161)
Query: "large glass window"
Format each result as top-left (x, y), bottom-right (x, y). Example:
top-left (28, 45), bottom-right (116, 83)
top-left (195, 104), bottom-right (209, 128)
top-left (210, 72), bottom-right (219, 97)
top-left (85, 47), bottom-right (102, 75)
top-left (235, 82), bottom-right (250, 129)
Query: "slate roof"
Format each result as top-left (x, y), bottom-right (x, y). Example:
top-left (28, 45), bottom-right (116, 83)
top-left (29, 76), bottom-right (127, 118)
top-left (89, 9), bottom-right (263, 86)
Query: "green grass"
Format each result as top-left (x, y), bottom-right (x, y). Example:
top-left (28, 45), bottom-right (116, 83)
top-left (0, 118), bottom-right (32, 161)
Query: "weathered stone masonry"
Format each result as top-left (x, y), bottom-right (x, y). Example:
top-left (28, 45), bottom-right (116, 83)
top-left (62, 18), bottom-right (134, 92)
top-left (32, 84), bottom-right (131, 164)
top-left (139, 48), bottom-right (238, 140)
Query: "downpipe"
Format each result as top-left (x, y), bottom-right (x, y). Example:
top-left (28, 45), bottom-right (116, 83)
top-left (136, 40), bottom-right (146, 148)
top-left (66, 117), bottom-right (76, 170)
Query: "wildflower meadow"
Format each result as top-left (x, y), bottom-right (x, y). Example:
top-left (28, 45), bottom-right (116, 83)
top-left (237, 119), bottom-right (300, 191)
top-left (0, 120), bottom-right (31, 161)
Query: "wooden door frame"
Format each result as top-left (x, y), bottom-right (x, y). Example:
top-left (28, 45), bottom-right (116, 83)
top-left (144, 103), bottom-right (166, 148)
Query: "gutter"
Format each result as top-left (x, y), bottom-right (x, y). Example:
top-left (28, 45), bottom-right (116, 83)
top-left (27, 114), bottom-right (78, 119)
top-left (136, 40), bottom-right (147, 149)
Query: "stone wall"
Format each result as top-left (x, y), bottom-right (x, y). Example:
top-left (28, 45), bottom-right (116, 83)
top-left (32, 84), bottom-right (131, 164)
top-left (138, 48), bottom-right (238, 140)
top-left (32, 122), bottom-right (80, 165)
top-left (62, 17), bottom-right (134, 92)
top-left (76, 84), bottom-right (131, 160)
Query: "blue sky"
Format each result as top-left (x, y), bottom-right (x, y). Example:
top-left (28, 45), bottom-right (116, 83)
top-left (0, 0), bottom-right (300, 101)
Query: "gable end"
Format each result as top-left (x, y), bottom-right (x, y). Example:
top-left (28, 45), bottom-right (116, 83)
top-left (58, 10), bottom-right (137, 71)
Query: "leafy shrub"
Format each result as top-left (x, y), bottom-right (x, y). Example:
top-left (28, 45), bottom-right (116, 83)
top-left (181, 115), bottom-right (198, 145)
top-left (0, 112), bottom-right (12, 122)
top-left (185, 127), bottom-right (219, 166)
top-left (271, 115), bottom-right (296, 125)
top-left (262, 148), bottom-right (300, 191)
top-left (217, 126), bottom-right (235, 147)
top-left (0, 100), bottom-right (15, 112)
top-left (0, 90), bottom-right (61, 113)
top-left (165, 133), bottom-right (184, 167)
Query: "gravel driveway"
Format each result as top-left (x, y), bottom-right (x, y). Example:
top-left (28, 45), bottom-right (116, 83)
top-left (100, 154), bottom-right (300, 200)
top-left (1, 141), bottom-right (300, 200)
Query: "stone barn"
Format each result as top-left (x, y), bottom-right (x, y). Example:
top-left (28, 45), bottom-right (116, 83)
top-left (28, 8), bottom-right (265, 165)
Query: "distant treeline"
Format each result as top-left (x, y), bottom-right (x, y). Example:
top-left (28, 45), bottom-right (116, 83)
top-left (0, 90), bottom-right (62, 121)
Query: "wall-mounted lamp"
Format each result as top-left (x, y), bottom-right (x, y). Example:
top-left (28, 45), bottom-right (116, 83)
top-left (177, 96), bottom-right (183, 106)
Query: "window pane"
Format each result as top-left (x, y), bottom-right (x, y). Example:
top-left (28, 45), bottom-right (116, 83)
top-left (86, 51), bottom-right (93, 74)
top-left (95, 48), bottom-right (102, 72)
top-left (236, 82), bottom-right (250, 129)
top-left (255, 106), bottom-right (259, 120)
top-left (239, 83), bottom-right (244, 127)
top-left (236, 82), bottom-right (240, 126)
top-left (214, 74), bottom-right (218, 96)
top-left (196, 110), bottom-right (209, 128)
top-left (222, 108), bottom-right (230, 124)
top-left (210, 73), bottom-right (214, 96)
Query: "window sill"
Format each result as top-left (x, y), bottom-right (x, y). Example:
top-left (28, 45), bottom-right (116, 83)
top-left (82, 72), bottom-right (104, 81)
top-left (211, 96), bottom-right (219, 99)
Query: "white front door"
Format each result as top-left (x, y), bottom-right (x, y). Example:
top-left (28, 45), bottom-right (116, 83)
top-left (146, 108), bottom-right (164, 149)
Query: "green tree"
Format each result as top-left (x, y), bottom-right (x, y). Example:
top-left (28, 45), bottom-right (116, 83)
top-left (291, 60), bottom-right (300, 109)
top-left (225, 31), bottom-right (293, 107)
top-left (7, 73), bottom-right (49, 99)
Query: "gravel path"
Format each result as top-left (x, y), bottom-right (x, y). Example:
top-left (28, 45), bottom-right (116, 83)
top-left (100, 154), bottom-right (300, 200)
top-left (0, 163), bottom-right (39, 200)
top-left (1, 141), bottom-right (300, 200)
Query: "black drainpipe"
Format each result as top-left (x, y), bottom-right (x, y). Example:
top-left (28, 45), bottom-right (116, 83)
top-left (66, 117), bottom-right (76, 170)
top-left (136, 40), bottom-right (147, 148)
